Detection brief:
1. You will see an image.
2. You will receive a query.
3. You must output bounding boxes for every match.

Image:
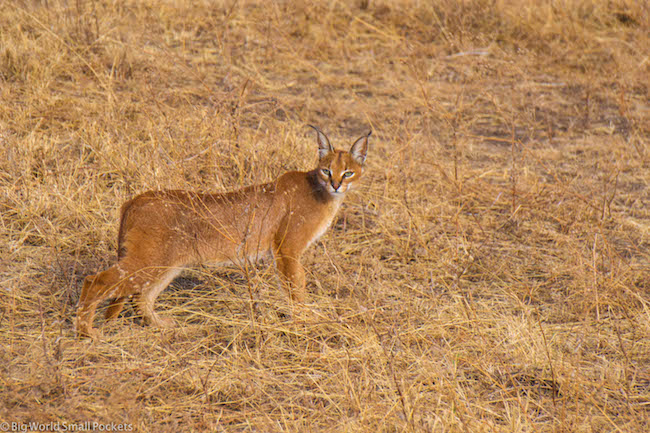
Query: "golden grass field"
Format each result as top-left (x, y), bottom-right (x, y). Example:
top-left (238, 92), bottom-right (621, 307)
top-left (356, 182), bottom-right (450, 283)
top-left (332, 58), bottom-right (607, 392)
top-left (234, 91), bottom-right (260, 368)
top-left (1, 0), bottom-right (649, 431)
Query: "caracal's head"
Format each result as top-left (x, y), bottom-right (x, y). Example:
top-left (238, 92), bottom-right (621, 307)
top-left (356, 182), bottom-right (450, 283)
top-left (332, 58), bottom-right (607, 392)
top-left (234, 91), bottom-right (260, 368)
top-left (308, 125), bottom-right (371, 198)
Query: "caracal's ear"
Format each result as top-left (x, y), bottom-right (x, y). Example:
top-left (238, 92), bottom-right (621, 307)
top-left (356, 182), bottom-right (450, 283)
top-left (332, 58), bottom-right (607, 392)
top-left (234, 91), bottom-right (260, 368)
top-left (350, 130), bottom-right (371, 165)
top-left (308, 124), bottom-right (334, 159)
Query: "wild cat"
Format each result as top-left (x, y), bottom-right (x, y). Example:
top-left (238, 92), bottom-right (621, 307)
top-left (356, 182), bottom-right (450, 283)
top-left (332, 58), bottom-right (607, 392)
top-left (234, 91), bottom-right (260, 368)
top-left (76, 126), bottom-right (371, 337)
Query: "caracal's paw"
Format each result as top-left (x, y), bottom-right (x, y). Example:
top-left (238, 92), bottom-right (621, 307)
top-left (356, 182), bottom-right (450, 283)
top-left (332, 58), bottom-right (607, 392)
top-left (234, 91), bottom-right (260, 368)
top-left (150, 313), bottom-right (176, 329)
top-left (75, 322), bottom-right (100, 339)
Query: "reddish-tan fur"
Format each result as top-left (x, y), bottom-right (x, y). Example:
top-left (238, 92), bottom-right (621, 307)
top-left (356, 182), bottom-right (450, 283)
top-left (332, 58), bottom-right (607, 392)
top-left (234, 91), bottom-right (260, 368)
top-left (76, 126), bottom-right (370, 337)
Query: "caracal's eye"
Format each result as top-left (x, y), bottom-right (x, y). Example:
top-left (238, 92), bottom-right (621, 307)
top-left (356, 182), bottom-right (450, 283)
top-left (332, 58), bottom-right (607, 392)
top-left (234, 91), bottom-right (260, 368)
top-left (343, 171), bottom-right (354, 178)
top-left (321, 168), bottom-right (331, 177)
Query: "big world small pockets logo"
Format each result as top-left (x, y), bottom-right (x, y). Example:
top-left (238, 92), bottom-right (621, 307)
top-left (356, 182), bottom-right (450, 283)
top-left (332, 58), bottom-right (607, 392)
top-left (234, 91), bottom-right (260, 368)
top-left (1, 421), bottom-right (134, 432)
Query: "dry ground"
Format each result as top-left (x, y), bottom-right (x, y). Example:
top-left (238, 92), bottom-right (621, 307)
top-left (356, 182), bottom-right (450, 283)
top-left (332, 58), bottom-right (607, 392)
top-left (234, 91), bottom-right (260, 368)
top-left (1, 0), bottom-right (649, 431)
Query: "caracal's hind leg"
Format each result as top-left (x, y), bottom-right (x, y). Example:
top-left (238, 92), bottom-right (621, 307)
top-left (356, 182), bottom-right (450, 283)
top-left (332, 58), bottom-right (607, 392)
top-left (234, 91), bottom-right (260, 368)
top-left (134, 268), bottom-right (182, 328)
top-left (76, 265), bottom-right (130, 337)
top-left (105, 296), bottom-right (128, 321)
top-left (76, 260), bottom-right (181, 337)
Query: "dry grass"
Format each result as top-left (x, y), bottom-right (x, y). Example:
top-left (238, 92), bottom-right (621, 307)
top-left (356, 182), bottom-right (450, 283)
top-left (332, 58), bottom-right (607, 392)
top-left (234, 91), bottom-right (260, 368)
top-left (1, 0), bottom-right (649, 431)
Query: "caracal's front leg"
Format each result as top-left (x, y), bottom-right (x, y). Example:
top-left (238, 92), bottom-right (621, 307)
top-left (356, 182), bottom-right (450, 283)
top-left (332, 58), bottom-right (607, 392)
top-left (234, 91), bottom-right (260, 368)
top-left (274, 248), bottom-right (306, 302)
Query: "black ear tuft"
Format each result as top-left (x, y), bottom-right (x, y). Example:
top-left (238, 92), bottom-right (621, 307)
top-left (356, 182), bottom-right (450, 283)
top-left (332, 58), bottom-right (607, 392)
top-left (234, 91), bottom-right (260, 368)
top-left (308, 125), bottom-right (334, 159)
top-left (350, 130), bottom-right (371, 165)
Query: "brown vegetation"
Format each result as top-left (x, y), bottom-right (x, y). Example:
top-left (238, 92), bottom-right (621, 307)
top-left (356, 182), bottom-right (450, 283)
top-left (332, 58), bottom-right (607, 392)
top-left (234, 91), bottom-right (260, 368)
top-left (1, 0), bottom-right (648, 431)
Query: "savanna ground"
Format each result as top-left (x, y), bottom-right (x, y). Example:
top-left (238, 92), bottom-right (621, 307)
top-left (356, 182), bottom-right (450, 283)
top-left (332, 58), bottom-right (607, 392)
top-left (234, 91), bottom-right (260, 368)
top-left (1, 0), bottom-right (649, 431)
